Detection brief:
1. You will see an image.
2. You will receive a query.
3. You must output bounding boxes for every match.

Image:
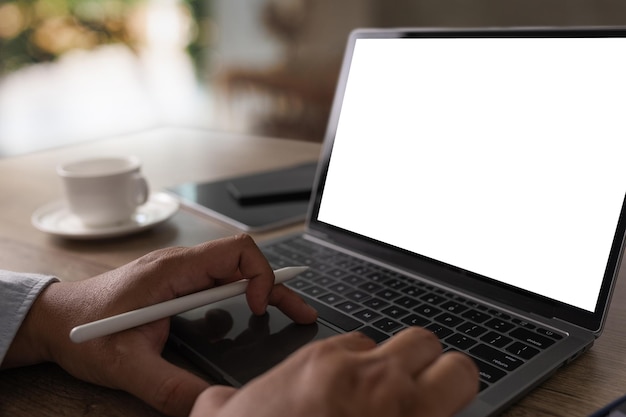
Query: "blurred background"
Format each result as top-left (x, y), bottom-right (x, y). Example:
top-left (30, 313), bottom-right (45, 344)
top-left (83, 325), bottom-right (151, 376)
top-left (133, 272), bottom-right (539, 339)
top-left (1, 0), bottom-right (625, 156)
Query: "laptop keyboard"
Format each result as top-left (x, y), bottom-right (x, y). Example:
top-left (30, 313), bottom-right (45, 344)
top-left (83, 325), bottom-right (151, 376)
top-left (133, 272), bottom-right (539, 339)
top-left (262, 236), bottom-right (565, 391)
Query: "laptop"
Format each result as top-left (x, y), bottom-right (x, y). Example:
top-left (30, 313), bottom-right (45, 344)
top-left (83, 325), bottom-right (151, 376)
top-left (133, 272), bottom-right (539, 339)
top-left (170, 27), bottom-right (626, 416)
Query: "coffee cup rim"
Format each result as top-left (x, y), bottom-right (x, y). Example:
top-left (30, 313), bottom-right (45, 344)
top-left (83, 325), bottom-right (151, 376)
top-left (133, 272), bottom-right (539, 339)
top-left (57, 156), bottom-right (142, 179)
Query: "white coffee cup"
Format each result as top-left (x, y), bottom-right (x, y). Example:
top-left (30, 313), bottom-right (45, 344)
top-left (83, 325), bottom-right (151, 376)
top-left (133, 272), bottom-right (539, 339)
top-left (57, 156), bottom-right (149, 227)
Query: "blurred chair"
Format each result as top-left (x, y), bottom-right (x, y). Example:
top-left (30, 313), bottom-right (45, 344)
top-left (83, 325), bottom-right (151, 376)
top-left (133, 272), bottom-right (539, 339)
top-left (213, 0), bottom-right (356, 142)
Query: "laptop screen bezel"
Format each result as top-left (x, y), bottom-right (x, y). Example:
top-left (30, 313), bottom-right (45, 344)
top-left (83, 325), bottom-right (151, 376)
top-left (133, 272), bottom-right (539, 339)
top-left (306, 27), bottom-right (626, 334)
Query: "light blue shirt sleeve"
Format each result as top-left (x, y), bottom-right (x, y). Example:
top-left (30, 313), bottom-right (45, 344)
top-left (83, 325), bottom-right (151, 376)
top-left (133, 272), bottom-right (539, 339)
top-left (0, 270), bottom-right (59, 365)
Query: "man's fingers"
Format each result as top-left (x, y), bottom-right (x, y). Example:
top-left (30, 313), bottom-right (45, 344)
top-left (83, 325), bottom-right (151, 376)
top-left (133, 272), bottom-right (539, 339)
top-left (326, 331), bottom-right (379, 351)
top-left (297, 332), bottom-right (378, 359)
top-left (211, 234), bottom-right (279, 316)
top-left (191, 386), bottom-right (238, 417)
top-left (121, 353), bottom-right (211, 417)
top-left (413, 351), bottom-right (480, 417)
top-left (266, 284), bottom-right (318, 324)
top-left (371, 327), bottom-right (442, 374)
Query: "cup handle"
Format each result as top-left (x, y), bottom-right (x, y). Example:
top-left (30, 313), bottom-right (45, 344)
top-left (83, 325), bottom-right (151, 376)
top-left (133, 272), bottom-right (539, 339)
top-left (131, 173), bottom-right (150, 206)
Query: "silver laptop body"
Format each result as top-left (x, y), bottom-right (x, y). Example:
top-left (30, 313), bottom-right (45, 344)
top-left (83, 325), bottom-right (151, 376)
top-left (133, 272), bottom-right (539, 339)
top-left (171, 27), bottom-right (626, 416)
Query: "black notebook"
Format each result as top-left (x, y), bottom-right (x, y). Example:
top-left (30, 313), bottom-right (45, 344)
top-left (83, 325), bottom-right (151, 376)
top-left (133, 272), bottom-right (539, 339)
top-left (168, 162), bottom-right (317, 232)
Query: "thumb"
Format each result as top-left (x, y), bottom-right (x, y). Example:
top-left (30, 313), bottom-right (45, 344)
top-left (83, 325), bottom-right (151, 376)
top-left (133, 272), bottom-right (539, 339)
top-left (122, 352), bottom-right (211, 417)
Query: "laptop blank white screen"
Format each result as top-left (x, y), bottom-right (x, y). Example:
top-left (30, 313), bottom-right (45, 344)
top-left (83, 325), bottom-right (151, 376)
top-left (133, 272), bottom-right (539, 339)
top-left (317, 37), bottom-right (626, 312)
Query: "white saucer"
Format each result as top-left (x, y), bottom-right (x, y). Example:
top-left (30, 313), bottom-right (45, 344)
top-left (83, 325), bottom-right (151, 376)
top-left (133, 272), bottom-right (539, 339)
top-left (32, 192), bottom-right (180, 240)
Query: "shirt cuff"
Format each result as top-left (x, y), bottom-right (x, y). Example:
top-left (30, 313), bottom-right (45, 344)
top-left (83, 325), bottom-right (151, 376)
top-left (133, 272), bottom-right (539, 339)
top-left (0, 270), bottom-right (59, 365)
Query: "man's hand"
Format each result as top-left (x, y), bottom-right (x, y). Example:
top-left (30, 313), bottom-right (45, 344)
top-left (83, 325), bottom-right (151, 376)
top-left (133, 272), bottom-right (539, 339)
top-left (192, 327), bottom-right (479, 417)
top-left (5, 234), bottom-right (317, 417)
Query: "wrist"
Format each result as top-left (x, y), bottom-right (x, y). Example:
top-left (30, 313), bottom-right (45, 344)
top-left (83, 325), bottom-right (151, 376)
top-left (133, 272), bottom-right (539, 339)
top-left (3, 281), bottom-right (67, 368)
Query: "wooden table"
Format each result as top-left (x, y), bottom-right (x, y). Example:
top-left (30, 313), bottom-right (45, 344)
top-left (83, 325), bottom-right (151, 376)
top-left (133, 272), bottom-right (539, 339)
top-left (1, 127), bottom-right (625, 416)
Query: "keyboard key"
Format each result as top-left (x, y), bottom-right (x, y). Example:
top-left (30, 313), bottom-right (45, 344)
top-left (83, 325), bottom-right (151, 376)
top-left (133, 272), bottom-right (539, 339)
top-left (401, 314), bottom-right (430, 327)
top-left (344, 274), bottom-right (366, 286)
top-left (435, 312), bottom-right (463, 327)
top-left (301, 270), bottom-right (320, 280)
top-left (318, 293), bottom-right (345, 305)
top-left (359, 282), bottom-right (383, 292)
top-left (469, 344), bottom-right (523, 371)
top-left (401, 286), bottom-right (426, 298)
top-left (457, 323), bottom-right (488, 337)
top-left (353, 309), bottom-right (381, 322)
top-left (368, 271), bottom-right (391, 282)
top-left (302, 285), bottom-right (327, 297)
top-left (329, 283), bottom-right (353, 294)
top-left (473, 358), bottom-right (507, 384)
top-left (311, 262), bottom-right (333, 272)
top-left (350, 265), bottom-right (373, 275)
top-left (394, 296), bottom-right (420, 309)
top-left (376, 289), bottom-right (402, 301)
top-left (336, 301), bottom-right (360, 313)
top-left (362, 298), bottom-right (389, 310)
top-left (414, 304), bottom-right (441, 317)
top-left (480, 331), bottom-right (513, 348)
top-left (485, 318), bottom-right (514, 333)
top-left (345, 290), bottom-right (370, 302)
top-left (489, 309), bottom-right (511, 320)
top-left (328, 268), bottom-right (348, 279)
top-left (336, 259), bottom-right (357, 269)
top-left (426, 323), bottom-right (454, 339)
top-left (440, 301), bottom-right (468, 314)
top-left (420, 293), bottom-right (447, 305)
top-left (383, 278), bottom-right (406, 290)
top-left (453, 295), bottom-right (468, 303)
top-left (537, 328), bottom-right (564, 340)
top-left (506, 342), bottom-right (540, 360)
top-left (300, 295), bottom-right (362, 332)
top-left (445, 333), bottom-right (477, 350)
top-left (373, 318), bottom-right (403, 333)
top-left (511, 318), bottom-right (537, 329)
top-left (510, 328), bottom-right (556, 349)
top-left (359, 326), bottom-right (390, 343)
top-left (462, 309), bottom-right (491, 323)
top-left (313, 276), bottom-right (336, 287)
top-left (381, 305), bottom-right (410, 319)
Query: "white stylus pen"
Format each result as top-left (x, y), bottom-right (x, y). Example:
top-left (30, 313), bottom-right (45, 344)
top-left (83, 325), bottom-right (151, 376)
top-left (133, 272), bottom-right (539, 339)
top-left (69, 266), bottom-right (308, 343)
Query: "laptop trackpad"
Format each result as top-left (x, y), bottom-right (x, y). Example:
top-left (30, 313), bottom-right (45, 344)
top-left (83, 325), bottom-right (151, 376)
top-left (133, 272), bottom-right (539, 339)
top-left (170, 294), bottom-right (340, 386)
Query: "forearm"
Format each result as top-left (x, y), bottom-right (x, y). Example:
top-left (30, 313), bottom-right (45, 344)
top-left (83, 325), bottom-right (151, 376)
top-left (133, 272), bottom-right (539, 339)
top-left (0, 271), bottom-right (59, 369)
